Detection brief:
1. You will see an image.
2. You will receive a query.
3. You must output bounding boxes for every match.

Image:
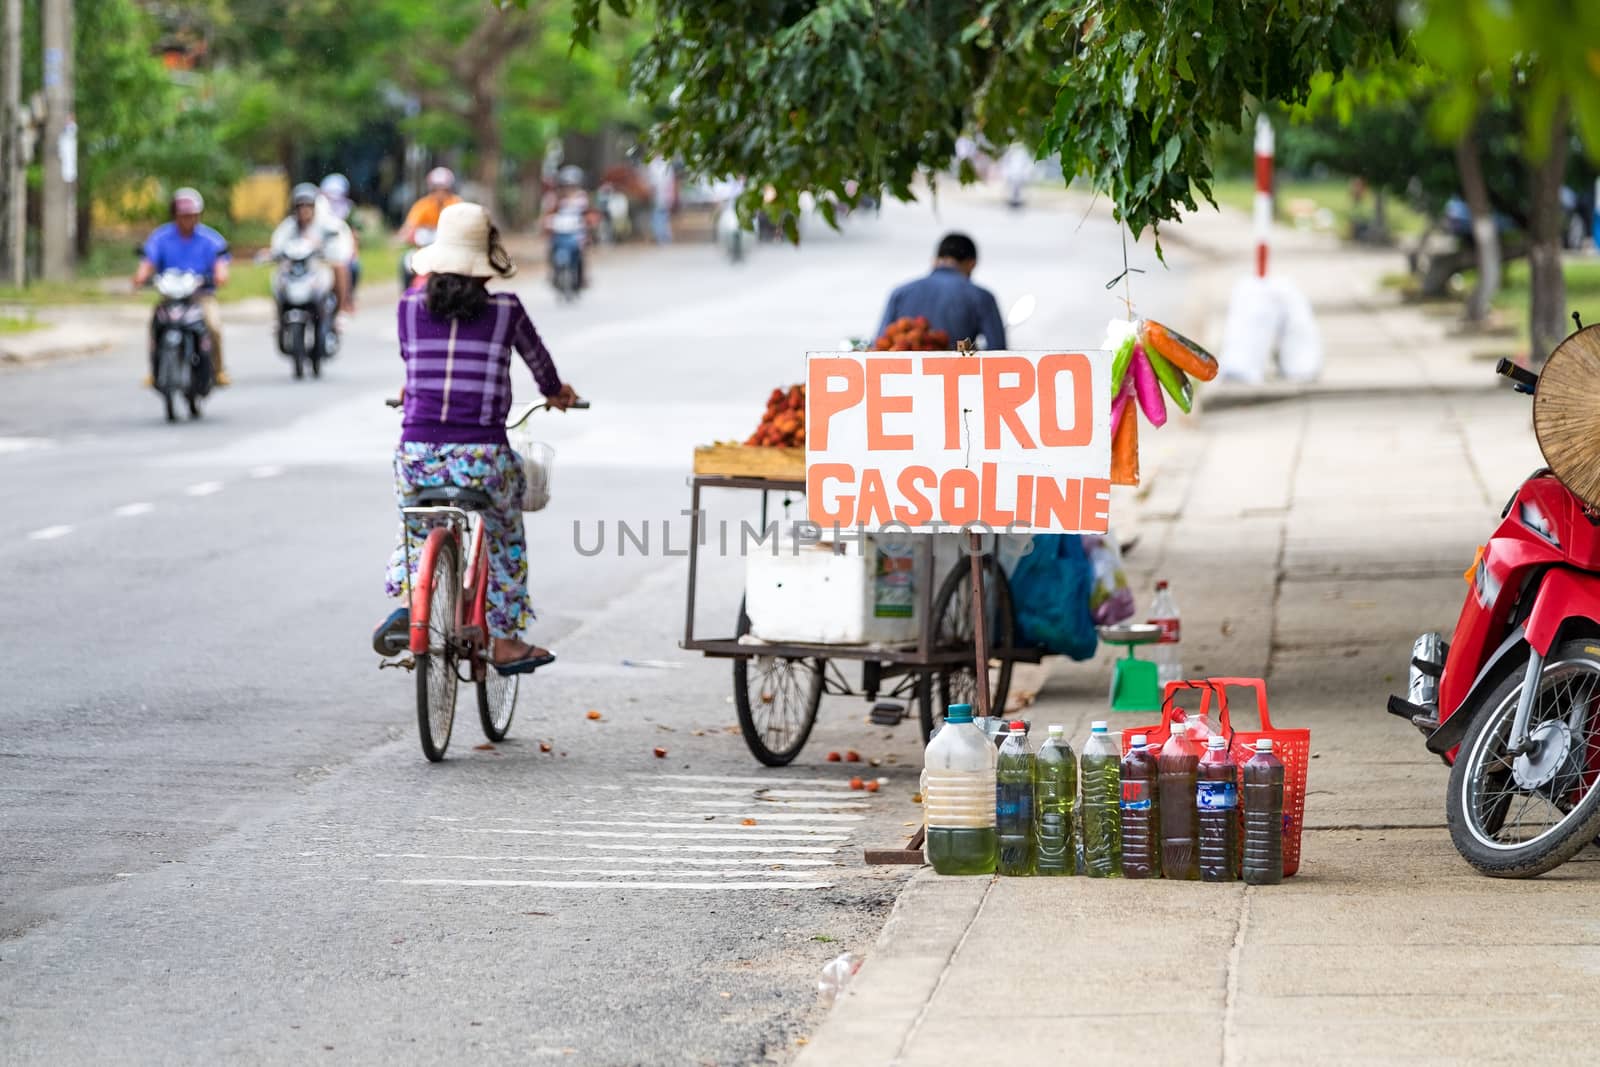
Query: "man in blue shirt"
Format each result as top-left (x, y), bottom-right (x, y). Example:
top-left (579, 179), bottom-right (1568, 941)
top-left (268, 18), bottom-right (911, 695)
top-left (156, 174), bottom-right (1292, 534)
top-left (133, 187), bottom-right (232, 385)
top-left (877, 232), bottom-right (1007, 350)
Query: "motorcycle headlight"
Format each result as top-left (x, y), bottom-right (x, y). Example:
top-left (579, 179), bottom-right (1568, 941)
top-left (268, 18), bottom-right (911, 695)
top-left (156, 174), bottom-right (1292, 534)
top-left (1520, 502), bottom-right (1560, 547)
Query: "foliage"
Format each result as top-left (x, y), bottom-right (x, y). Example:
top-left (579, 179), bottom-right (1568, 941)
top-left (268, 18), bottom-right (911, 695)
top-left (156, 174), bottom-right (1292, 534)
top-left (572, 0), bottom-right (1403, 241)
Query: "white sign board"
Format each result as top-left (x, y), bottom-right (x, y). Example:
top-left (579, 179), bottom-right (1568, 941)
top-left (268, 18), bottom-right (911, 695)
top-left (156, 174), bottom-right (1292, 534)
top-left (805, 350), bottom-right (1112, 534)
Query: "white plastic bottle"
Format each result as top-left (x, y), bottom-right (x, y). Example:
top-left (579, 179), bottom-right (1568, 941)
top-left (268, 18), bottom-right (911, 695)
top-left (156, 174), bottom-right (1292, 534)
top-left (921, 703), bottom-right (999, 875)
top-left (1148, 579), bottom-right (1182, 688)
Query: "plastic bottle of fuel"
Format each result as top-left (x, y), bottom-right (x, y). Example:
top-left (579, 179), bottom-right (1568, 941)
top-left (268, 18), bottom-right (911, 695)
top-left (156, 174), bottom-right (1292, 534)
top-left (1159, 721), bottom-right (1202, 880)
top-left (1242, 739), bottom-right (1286, 886)
top-left (996, 722), bottom-right (1035, 876)
top-left (1119, 732), bottom-right (1161, 879)
top-left (1148, 580), bottom-right (1182, 688)
top-left (1033, 725), bottom-right (1077, 876)
top-left (1080, 721), bottom-right (1122, 878)
top-left (1197, 735), bottom-right (1240, 882)
top-left (922, 703), bottom-right (998, 875)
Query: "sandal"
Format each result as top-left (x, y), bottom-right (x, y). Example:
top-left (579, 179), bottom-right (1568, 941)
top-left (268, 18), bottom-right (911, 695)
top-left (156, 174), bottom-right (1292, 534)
top-left (372, 607), bottom-right (409, 655)
top-left (492, 650), bottom-right (556, 676)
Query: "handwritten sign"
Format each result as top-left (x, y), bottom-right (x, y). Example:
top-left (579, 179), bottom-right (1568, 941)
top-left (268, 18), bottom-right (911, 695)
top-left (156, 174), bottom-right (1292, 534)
top-left (805, 350), bottom-right (1112, 534)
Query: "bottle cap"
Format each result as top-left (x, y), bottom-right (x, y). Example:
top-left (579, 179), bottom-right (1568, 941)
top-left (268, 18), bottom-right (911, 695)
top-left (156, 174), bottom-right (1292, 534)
top-left (1008, 720), bottom-right (1026, 732)
top-left (1207, 735), bottom-right (1227, 749)
top-left (1255, 738), bottom-right (1274, 753)
top-left (1171, 722), bottom-right (1188, 736)
top-left (1048, 724), bottom-right (1064, 738)
top-left (1131, 733), bottom-right (1147, 746)
top-left (1090, 720), bottom-right (1108, 733)
top-left (946, 703), bottom-right (973, 723)
top-left (1156, 579), bottom-right (1169, 590)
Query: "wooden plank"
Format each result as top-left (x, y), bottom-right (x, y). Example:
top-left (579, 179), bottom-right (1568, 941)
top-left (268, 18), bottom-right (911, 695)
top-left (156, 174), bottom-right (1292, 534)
top-left (865, 826), bottom-right (926, 866)
top-left (692, 443), bottom-right (806, 480)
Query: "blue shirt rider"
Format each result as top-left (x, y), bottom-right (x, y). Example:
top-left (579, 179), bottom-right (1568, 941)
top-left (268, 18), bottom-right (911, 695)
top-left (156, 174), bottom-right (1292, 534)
top-left (133, 187), bottom-right (232, 386)
top-left (877, 232), bottom-right (1007, 350)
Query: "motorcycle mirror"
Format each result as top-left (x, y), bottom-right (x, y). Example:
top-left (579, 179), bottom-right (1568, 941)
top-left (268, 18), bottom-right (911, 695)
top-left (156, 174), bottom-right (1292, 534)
top-left (1007, 294), bottom-right (1036, 329)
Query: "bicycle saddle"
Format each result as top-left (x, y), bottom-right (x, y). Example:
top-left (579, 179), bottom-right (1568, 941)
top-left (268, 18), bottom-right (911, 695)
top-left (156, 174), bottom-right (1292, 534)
top-left (413, 485), bottom-right (494, 511)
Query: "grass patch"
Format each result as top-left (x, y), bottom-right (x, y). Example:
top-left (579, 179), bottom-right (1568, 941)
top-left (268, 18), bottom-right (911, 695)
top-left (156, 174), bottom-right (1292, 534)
top-left (1205, 176), bottom-right (1429, 241)
top-left (0, 312), bottom-right (42, 334)
top-left (1461, 257), bottom-right (1600, 348)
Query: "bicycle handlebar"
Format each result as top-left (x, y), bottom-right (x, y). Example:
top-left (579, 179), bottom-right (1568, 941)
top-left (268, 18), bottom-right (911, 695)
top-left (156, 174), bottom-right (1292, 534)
top-left (382, 397), bottom-right (590, 423)
top-left (1496, 358), bottom-right (1539, 395)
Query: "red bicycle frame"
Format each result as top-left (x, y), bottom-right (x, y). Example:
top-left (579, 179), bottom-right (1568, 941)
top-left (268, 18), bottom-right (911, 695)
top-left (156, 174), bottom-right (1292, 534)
top-left (406, 517), bottom-right (491, 682)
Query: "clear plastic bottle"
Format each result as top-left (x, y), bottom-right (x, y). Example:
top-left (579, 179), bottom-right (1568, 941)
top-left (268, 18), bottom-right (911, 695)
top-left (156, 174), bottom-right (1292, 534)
top-left (1033, 725), bottom-right (1077, 876)
top-left (1080, 721), bottom-right (1122, 877)
top-left (1242, 738), bottom-right (1286, 885)
top-left (923, 703), bottom-right (998, 875)
top-left (996, 721), bottom-right (1035, 876)
top-left (1148, 579), bottom-right (1182, 688)
top-left (1159, 721), bottom-right (1202, 880)
top-left (1197, 735), bottom-right (1240, 882)
top-left (1119, 732), bottom-right (1161, 879)
top-left (817, 952), bottom-right (861, 1007)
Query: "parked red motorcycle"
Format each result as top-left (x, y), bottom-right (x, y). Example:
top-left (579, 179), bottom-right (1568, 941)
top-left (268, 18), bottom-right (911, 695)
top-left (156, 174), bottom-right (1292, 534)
top-left (1391, 336), bottom-right (1600, 877)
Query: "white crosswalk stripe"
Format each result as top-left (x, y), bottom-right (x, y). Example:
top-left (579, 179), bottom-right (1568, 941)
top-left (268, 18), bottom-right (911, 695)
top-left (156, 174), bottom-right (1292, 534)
top-left (374, 772), bottom-right (885, 894)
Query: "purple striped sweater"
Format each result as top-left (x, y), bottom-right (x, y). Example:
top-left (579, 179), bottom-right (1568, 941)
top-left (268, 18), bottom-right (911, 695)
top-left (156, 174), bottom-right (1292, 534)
top-left (398, 289), bottom-right (562, 445)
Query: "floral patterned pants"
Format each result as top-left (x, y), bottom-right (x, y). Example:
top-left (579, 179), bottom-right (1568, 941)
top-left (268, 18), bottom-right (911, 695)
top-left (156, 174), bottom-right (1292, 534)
top-left (385, 443), bottom-right (531, 638)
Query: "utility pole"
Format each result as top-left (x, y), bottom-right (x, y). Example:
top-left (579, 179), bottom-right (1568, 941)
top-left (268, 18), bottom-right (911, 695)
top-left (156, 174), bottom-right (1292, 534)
top-left (40, 0), bottom-right (74, 281)
top-left (1, 0), bottom-right (23, 285)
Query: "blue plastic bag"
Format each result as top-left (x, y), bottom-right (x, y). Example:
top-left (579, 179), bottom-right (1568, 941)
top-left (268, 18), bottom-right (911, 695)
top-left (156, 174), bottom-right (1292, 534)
top-left (1007, 534), bottom-right (1098, 661)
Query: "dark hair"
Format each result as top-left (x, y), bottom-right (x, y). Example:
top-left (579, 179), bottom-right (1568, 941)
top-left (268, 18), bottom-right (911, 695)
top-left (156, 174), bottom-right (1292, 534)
top-left (425, 272), bottom-right (489, 321)
top-left (936, 232), bottom-right (978, 263)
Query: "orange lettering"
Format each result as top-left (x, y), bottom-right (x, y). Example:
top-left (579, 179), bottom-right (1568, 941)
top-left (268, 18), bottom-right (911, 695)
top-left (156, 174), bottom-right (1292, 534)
top-left (857, 467), bottom-right (895, 526)
top-left (866, 358), bottom-right (914, 451)
top-left (923, 357), bottom-right (981, 449)
top-left (807, 463), bottom-right (856, 526)
top-left (895, 466), bottom-right (936, 525)
top-left (1038, 353), bottom-right (1093, 447)
top-left (982, 357), bottom-right (1037, 449)
top-left (1014, 476), bottom-right (1034, 528)
top-left (939, 468), bottom-right (981, 525)
top-left (1082, 478), bottom-right (1111, 533)
top-left (807, 358), bottom-right (865, 450)
top-left (978, 462), bottom-right (1014, 527)
top-left (1033, 476), bottom-right (1081, 530)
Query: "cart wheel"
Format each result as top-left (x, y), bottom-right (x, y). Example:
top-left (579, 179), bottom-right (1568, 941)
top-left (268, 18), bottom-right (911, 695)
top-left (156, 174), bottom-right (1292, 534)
top-left (923, 556), bottom-right (1015, 742)
top-left (733, 599), bottom-right (823, 766)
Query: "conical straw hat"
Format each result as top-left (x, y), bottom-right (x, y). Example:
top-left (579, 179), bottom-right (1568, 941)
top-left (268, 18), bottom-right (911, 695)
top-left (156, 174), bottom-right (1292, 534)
top-left (1533, 325), bottom-right (1600, 510)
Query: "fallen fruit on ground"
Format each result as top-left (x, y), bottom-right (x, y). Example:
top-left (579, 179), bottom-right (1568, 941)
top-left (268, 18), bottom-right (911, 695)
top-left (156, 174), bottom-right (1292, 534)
top-left (653, 746), bottom-right (668, 758)
top-left (865, 780), bottom-right (879, 792)
top-left (845, 750), bottom-right (860, 762)
top-left (539, 742), bottom-right (552, 753)
top-left (741, 818), bottom-right (758, 826)
top-left (586, 710), bottom-right (602, 720)
top-left (849, 776), bottom-right (864, 790)
top-left (826, 751), bottom-right (841, 762)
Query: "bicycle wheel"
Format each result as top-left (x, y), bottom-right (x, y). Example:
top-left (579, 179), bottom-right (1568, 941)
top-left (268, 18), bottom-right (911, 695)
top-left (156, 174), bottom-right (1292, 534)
top-left (924, 555), bottom-right (1015, 743)
top-left (732, 599), bottom-right (822, 766)
top-left (414, 537), bottom-right (459, 761)
top-left (477, 667), bottom-right (518, 742)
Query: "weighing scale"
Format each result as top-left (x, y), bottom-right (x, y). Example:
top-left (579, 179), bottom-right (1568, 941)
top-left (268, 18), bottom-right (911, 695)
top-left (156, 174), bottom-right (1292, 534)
top-left (1098, 622), bottom-right (1164, 713)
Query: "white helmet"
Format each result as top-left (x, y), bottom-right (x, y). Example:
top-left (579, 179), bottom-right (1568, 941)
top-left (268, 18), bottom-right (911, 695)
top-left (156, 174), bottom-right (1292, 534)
top-left (426, 166), bottom-right (455, 192)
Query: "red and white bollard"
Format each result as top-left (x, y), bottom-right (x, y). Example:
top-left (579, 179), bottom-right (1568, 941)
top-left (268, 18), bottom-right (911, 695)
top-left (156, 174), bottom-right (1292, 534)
top-left (1253, 113), bottom-right (1274, 279)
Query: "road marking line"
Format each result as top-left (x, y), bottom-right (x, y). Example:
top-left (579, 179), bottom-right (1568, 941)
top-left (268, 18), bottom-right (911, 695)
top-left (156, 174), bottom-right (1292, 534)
top-left (633, 785), bottom-right (870, 801)
top-left (480, 867), bottom-right (823, 880)
top-left (453, 827), bottom-right (847, 843)
top-left (27, 525), bottom-right (73, 541)
top-left (376, 852), bottom-right (838, 867)
top-left (185, 481), bottom-right (224, 497)
top-left (569, 842), bottom-right (841, 855)
top-left (498, 819), bottom-right (851, 836)
top-left (636, 773), bottom-right (858, 788)
top-left (248, 464), bottom-right (285, 479)
top-left (113, 502), bottom-right (154, 518)
top-left (688, 799), bottom-right (870, 811)
top-left (391, 878), bottom-right (835, 891)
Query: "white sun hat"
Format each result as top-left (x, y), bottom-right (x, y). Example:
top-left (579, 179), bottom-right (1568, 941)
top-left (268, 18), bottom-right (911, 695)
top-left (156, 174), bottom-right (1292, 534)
top-left (410, 202), bottom-right (517, 279)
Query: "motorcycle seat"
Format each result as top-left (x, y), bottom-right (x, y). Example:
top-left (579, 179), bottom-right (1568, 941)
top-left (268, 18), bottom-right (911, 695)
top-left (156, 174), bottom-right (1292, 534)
top-left (412, 485), bottom-right (494, 512)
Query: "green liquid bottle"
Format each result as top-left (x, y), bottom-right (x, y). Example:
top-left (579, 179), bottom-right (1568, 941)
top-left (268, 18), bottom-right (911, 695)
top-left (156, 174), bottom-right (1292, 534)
top-left (1034, 725), bottom-right (1077, 876)
top-left (923, 703), bottom-right (998, 875)
top-left (1080, 721), bottom-right (1122, 878)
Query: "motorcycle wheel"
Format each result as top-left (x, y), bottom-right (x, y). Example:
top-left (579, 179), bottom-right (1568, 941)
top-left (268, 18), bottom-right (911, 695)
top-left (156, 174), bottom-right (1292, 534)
top-left (291, 323), bottom-right (306, 380)
top-left (1446, 637), bottom-right (1600, 878)
top-left (187, 393), bottom-right (202, 419)
top-left (158, 336), bottom-right (180, 422)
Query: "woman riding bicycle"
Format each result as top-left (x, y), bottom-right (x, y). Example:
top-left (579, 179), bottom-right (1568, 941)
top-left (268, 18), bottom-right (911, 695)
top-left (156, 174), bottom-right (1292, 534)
top-left (376, 202), bottom-right (579, 674)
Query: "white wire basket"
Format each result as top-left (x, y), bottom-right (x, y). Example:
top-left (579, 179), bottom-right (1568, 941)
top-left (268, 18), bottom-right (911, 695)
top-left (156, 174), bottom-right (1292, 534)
top-left (509, 432), bottom-right (555, 513)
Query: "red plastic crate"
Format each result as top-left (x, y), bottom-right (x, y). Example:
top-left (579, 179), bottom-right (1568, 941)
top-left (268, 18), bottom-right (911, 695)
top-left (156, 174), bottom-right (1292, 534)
top-left (1120, 677), bottom-right (1310, 877)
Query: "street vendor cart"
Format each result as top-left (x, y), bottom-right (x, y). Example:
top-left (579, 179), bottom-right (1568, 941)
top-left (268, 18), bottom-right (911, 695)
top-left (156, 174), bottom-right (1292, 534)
top-left (681, 444), bottom-right (1042, 765)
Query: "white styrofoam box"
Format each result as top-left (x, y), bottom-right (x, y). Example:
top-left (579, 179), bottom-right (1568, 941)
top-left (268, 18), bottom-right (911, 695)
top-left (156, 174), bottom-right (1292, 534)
top-left (746, 536), bottom-right (917, 645)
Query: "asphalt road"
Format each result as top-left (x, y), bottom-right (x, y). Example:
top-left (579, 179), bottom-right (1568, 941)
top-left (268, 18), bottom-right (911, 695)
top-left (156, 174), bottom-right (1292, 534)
top-left (0, 189), bottom-right (1192, 1065)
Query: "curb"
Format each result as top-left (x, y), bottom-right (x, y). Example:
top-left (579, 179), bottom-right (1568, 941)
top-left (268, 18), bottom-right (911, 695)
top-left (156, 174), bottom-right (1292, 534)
top-left (794, 871), bottom-right (989, 1066)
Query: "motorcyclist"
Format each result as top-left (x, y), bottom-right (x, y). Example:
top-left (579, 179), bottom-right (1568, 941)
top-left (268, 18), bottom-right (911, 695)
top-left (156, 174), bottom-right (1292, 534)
top-left (318, 173), bottom-right (361, 303)
top-left (272, 183), bottom-right (354, 313)
top-left (398, 166), bottom-right (460, 246)
top-left (542, 165), bottom-right (590, 290)
top-left (133, 187), bottom-right (231, 387)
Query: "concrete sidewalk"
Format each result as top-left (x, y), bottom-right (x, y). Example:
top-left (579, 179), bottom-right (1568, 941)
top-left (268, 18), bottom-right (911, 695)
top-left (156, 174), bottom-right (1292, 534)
top-left (797, 218), bottom-right (1600, 1065)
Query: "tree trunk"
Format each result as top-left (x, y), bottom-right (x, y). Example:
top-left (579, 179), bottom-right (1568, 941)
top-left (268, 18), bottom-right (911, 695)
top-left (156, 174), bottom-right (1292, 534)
top-left (470, 90), bottom-right (502, 220)
top-left (1456, 126), bottom-right (1500, 327)
top-left (1527, 98), bottom-right (1572, 366)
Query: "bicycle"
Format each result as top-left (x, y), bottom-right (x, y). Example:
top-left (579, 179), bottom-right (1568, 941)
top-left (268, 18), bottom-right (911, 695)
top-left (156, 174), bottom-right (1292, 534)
top-left (379, 396), bottom-right (588, 760)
